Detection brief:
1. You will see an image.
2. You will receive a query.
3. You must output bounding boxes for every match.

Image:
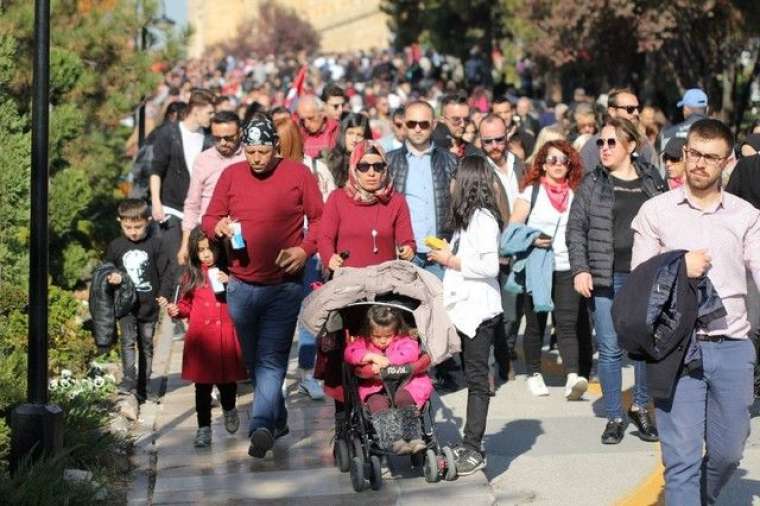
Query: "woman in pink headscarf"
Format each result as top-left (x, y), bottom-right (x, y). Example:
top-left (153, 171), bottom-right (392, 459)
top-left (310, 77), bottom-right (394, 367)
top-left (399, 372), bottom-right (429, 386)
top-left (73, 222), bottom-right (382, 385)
top-left (319, 140), bottom-right (416, 272)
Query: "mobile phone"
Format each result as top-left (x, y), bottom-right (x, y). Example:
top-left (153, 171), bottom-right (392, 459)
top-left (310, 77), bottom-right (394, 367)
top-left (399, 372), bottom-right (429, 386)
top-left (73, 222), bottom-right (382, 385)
top-left (538, 233), bottom-right (553, 241)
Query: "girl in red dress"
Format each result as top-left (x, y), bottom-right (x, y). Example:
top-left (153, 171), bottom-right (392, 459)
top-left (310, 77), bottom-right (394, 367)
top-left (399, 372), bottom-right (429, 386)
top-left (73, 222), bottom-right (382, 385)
top-left (165, 227), bottom-right (248, 448)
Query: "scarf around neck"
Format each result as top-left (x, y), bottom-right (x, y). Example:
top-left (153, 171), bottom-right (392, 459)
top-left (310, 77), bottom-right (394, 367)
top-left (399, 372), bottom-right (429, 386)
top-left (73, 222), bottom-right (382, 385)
top-left (541, 176), bottom-right (570, 213)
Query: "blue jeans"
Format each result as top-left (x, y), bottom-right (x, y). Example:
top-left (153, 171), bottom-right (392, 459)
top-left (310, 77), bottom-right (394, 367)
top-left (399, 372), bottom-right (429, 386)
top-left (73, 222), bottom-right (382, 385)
top-left (590, 272), bottom-right (649, 419)
top-left (297, 256), bottom-right (322, 369)
top-left (655, 339), bottom-right (756, 505)
top-left (226, 277), bottom-right (303, 434)
top-left (412, 252), bottom-right (444, 280)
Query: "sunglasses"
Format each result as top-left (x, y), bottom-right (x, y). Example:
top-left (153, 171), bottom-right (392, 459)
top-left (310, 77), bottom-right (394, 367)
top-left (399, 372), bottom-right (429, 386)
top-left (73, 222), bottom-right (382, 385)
top-left (356, 161), bottom-right (388, 173)
top-left (609, 104), bottom-right (640, 115)
top-left (545, 155), bottom-right (569, 166)
top-left (596, 138), bottom-right (617, 148)
top-left (482, 136), bottom-right (507, 145)
top-left (213, 135), bottom-right (238, 143)
top-left (445, 116), bottom-right (467, 125)
top-left (393, 122), bottom-right (404, 129)
top-left (405, 120), bottom-right (432, 130)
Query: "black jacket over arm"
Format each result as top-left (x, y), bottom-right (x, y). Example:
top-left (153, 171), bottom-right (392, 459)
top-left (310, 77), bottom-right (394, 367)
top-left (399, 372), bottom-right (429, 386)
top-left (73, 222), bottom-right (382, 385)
top-left (612, 251), bottom-right (726, 400)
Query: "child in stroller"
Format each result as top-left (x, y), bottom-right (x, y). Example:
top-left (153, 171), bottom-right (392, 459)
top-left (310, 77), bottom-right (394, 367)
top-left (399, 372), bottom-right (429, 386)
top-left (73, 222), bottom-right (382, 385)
top-left (344, 305), bottom-right (434, 455)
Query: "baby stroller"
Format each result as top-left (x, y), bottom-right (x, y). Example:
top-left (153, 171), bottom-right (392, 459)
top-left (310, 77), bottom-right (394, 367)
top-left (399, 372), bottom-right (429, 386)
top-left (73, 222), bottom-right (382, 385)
top-left (321, 294), bottom-right (457, 492)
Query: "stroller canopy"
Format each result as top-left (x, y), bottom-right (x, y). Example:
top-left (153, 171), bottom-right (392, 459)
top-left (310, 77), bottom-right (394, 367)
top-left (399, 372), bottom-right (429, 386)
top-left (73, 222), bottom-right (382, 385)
top-left (300, 260), bottom-right (461, 365)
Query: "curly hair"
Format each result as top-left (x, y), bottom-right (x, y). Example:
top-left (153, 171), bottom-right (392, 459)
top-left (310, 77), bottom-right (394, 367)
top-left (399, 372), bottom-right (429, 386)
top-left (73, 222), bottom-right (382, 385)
top-left (180, 226), bottom-right (227, 298)
top-left (522, 139), bottom-right (583, 191)
top-left (450, 155), bottom-right (503, 231)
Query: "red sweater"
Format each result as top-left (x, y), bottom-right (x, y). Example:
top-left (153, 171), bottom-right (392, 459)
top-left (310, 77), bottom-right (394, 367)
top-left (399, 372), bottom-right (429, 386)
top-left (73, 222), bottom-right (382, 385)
top-left (202, 158), bottom-right (323, 284)
top-left (318, 189), bottom-right (416, 268)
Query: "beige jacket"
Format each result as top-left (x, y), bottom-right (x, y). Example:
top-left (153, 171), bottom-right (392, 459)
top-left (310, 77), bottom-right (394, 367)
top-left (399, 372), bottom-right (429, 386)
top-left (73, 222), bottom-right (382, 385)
top-left (300, 260), bottom-right (461, 365)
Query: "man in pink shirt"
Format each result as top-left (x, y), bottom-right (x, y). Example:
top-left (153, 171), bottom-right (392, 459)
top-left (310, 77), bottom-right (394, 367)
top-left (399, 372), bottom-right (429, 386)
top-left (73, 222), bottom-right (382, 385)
top-left (178, 111), bottom-right (245, 264)
top-left (296, 95), bottom-right (339, 159)
top-left (631, 119), bottom-right (760, 505)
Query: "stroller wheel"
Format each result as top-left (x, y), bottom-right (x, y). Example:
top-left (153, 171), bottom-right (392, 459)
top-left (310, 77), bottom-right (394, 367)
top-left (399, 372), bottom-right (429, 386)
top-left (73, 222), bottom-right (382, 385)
top-left (410, 450), bottom-right (425, 468)
top-left (423, 449), bottom-right (440, 483)
top-left (369, 455), bottom-right (383, 490)
top-left (351, 436), bottom-right (365, 464)
top-left (350, 456), bottom-right (367, 492)
top-left (334, 439), bottom-right (350, 473)
top-left (442, 446), bottom-right (457, 481)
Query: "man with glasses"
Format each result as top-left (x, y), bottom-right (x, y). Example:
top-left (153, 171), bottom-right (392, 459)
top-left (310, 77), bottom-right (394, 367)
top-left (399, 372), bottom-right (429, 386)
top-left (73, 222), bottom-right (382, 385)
top-left (296, 95), bottom-right (339, 159)
top-left (433, 92), bottom-right (479, 158)
top-left (380, 106), bottom-right (406, 153)
top-left (631, 119), bottom-right (760, 505)
top-left (580, 88), bottom-right (657, 172)
top-left (658, 88), bottom-right (708, 154)
top-left (178, 111), bottom-right (245, 264)
top-left (321, 84), bottom-right (348, 123)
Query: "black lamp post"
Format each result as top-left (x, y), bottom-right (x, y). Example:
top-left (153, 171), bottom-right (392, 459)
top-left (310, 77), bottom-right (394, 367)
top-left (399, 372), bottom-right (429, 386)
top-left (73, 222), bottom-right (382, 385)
top-left (9, 0), bottom-right (64, 472)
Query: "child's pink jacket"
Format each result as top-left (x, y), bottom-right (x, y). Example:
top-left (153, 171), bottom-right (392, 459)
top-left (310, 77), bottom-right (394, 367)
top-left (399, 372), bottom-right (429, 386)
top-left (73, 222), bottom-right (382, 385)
top-left (344, 336), bottom-right (433, 408)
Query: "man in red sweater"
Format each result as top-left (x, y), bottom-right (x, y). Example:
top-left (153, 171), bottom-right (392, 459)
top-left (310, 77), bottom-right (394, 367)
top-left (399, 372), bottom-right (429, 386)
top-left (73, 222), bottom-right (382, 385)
top-left (202, 116), bottom-right (323, 458)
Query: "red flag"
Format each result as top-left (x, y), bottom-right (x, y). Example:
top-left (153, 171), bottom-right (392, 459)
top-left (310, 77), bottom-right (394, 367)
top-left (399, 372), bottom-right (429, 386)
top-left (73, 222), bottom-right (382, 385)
top-left (285, 64), bottom-right (308, 111)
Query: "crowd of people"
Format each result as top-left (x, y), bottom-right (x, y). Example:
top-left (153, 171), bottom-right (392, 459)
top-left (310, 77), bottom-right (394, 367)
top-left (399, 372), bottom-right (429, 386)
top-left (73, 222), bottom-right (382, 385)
top-left (102, 47), bottom-right (760, 499)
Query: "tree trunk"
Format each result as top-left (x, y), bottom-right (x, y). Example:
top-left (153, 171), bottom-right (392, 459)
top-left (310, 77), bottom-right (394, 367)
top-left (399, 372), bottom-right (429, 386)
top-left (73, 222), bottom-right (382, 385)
top-left (720, 62), bottom-right (736, 124)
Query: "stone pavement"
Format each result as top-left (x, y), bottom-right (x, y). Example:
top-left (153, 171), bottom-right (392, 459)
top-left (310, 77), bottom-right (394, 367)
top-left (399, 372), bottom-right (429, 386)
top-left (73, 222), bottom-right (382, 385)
top-left (128, 318), bottom-right (760, 505)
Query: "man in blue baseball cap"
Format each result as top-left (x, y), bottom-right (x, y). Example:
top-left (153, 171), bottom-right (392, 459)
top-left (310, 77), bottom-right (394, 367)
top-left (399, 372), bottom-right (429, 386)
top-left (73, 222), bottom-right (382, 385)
top-left (658, 88), bottom-right (708, 153)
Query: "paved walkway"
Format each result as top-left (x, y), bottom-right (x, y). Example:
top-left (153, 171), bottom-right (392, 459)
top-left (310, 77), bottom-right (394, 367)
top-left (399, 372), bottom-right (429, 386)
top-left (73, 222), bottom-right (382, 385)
top-left (128, 319), bottom-right (760, 505)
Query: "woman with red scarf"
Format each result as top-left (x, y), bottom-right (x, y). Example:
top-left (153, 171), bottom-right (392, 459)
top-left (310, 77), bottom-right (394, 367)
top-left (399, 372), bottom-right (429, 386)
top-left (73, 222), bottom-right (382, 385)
top-left (509, 140), bottom-right (591, 401)
top-left (317, 140), bottom-right (417, 403)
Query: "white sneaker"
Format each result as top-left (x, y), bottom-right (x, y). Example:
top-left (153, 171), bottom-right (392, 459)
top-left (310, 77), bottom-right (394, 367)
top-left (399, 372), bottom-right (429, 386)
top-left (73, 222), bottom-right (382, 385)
top-left (564, 373), bottom-right (588, 401)
top-left (526, 373), bottom-right (549, 397)
top-left (298, 368), bottom-right (325, 400)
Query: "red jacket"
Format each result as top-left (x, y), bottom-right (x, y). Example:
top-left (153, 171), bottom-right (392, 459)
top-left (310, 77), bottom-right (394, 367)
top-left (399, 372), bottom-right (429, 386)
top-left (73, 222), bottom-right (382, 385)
top-left (174, 270), bottom-right (248, 384)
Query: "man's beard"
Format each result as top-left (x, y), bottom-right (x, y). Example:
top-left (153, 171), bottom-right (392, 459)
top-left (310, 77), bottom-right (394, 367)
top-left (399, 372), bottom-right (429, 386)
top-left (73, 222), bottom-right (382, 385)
top-left (487, 147), bottom-right (505, 163)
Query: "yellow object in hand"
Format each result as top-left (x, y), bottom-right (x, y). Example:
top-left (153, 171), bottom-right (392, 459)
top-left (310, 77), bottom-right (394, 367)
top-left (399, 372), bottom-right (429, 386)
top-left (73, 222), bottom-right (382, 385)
top-left (424, 236), bottom-right (446, 250)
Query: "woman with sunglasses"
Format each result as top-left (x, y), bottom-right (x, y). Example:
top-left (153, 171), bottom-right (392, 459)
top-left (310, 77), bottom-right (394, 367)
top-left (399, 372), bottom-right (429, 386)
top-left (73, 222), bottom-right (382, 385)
top-left (325, 113), bottom-right (373, 188)
top-left (509, 140), bottom-right (590, 400)
top-left (567, 117), bottom-right (667, 445)
top-left (319, 140), bottom-right (416, 272)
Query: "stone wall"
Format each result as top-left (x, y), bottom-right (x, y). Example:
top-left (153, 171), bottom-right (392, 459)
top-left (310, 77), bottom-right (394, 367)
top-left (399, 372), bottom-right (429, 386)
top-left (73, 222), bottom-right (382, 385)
top-left (187, 0), bottom-right (391, 58)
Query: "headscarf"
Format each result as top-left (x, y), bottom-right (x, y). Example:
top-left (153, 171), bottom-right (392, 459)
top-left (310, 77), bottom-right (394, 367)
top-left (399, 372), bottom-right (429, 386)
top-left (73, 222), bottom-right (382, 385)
top-left (241, 116), bottom-right (278, 147)
top-left (344, 140), bottom-right (394, 205)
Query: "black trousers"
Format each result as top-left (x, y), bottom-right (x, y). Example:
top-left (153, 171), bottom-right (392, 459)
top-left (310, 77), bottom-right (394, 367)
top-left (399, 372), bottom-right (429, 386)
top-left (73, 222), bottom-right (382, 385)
top-left (523, 270), bottom-right (586, 376)
top-left (461, 314), bottom-right (502, 454)
top-left (195, 382), bottom-right (238, 427)
top-left (118, 314), bottom-right (156, 400)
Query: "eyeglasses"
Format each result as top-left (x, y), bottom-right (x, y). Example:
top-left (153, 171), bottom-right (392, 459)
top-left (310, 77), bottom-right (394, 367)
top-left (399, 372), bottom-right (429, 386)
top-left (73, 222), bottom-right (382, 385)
top-left (482, 135), bottom-right (507, 145)
top-left (609, 104), bottom-right (640, 115)
top-left (393, 122), bottom-right (404, 129)
top-left (683, 147), bottom-right (728, 167)
top-left (405, 120), bottom-right (432, 130)
top-left (213, 135), bottom-right (238, 143)
top-left (596, 138), bottom-right (617, 148)
top-left (545, 155), bottom-right (569, 166)
top-left (445, 116), bottom-right (466, 125)
top-left (356, 161), bottom-right (388, 173)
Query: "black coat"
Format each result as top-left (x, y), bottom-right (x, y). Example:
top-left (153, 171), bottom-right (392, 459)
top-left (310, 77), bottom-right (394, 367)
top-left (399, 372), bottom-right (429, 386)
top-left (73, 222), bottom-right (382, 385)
top-left (566, 160), bottom-right (667, 288)
top-left (612, 251), bottom-right (726, 400)
top-left (89, 263), bottom-right (136, 350)
top-left (148, 123), bottom-right (213, 211)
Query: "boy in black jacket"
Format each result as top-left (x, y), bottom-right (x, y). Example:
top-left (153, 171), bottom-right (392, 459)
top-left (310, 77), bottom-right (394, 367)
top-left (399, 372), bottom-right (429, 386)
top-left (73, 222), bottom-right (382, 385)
top-left (105, 199), bottom-right (171, 402)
